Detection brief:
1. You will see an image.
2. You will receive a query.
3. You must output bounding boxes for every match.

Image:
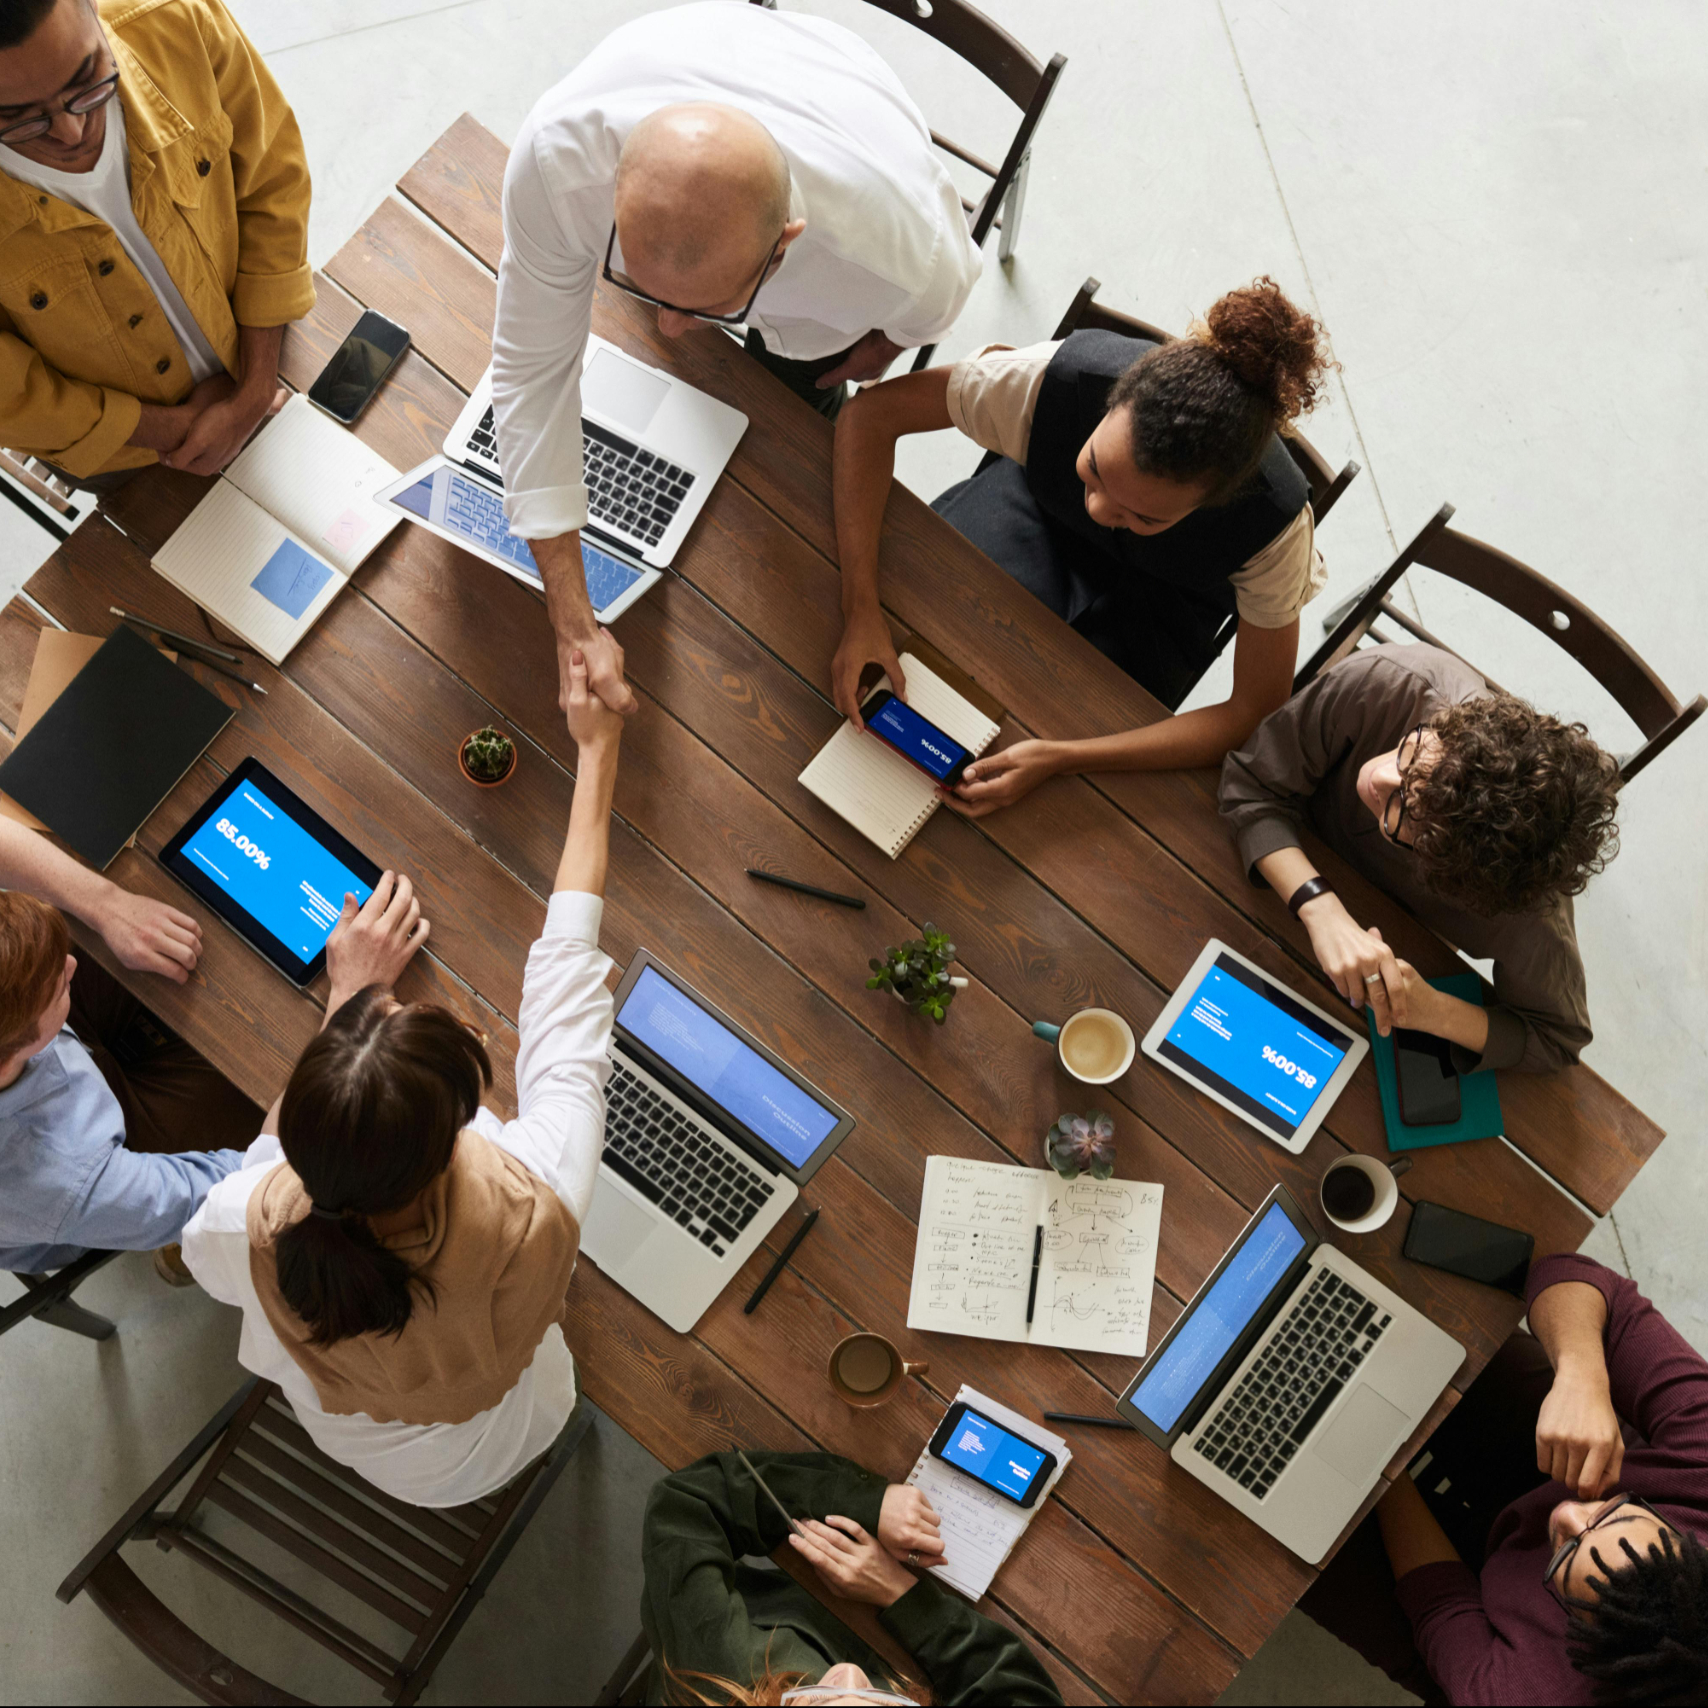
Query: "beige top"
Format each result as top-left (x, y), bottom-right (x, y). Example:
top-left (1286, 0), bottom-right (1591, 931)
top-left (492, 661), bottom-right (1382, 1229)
top-left (945, 341), bottom-right (1327, 629)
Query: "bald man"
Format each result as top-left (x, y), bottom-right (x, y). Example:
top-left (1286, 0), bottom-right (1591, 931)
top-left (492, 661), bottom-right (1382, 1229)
top-left (493, 1), bottom-right (981, 717)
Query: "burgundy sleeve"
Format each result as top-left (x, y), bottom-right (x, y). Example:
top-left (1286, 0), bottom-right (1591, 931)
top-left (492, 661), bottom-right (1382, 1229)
top-left (1395, 1560), bottom-right (1517, 1705)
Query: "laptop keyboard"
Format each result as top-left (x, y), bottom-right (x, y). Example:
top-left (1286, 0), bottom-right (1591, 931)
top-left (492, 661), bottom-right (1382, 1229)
top-left (443, 472), bottom-right (538, 571)
top-left (601, 1061), bottom-right (775, 1257)
top-left (1191, 1268), bottom-right (1393, 1501)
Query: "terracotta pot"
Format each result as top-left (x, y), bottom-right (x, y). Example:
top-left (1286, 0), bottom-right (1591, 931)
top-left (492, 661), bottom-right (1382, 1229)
top-left (457, 732), bottom-right (517, 788)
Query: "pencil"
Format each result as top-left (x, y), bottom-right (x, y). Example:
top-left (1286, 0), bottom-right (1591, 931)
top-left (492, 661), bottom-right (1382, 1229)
top-left (746, 869), bottom-right (865, 910)
top-left (1042, 1411), bottom-right (1135, 1429)
top-left (180, 652), bottom-right (268, 696)
top-left (743, 1207), bottom-right (820, 1314)
top-left (110, 606), bottom-right (245, 664)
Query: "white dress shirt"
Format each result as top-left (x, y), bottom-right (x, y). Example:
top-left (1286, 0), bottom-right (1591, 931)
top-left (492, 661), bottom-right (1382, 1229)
top-left (183, 891), bottom-right (614, 1508)
top-left (493, 0), bottom-right (982, 539)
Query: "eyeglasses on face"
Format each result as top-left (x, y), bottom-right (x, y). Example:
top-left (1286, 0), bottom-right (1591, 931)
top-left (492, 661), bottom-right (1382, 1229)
top-left (601, 223), bottom-right (783, 327)
top-left (1380, 723), bottom-right (1431, 844)
top-left (0, 64), bottom-right (119, 146)
top-left (779, 1690), bottom-right (917, 1706)
top-left (1544, 1493), bottom-right (1668, 1606)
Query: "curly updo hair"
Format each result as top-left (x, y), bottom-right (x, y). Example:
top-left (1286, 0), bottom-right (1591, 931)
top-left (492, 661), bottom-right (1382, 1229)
top-left (1408, 694), bottom-right (1621, 916)
top-left (1108, 276), bottom-right (1333, 504)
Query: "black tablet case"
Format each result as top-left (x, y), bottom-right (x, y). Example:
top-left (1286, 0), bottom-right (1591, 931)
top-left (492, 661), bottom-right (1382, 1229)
top-left (0, 625), bottom-right (233, 870)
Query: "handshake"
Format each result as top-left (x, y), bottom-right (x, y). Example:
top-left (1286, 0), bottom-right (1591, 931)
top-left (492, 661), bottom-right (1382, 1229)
top-left (558, 629), bottom-right (632, 754)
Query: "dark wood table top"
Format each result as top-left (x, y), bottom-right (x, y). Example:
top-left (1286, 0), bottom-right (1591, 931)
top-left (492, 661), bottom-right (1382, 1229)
top-left (1, 117), bottom-right (1664, 1703)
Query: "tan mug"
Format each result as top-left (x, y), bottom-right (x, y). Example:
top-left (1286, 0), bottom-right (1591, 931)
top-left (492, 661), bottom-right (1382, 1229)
top-left (828, 1333), bottom-right (928, 1408)
top-left (1033, 1008), bottom-right (1137, 1085)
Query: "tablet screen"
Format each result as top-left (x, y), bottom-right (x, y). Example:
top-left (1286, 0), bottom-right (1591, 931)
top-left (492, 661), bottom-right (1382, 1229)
top-left (1157, 953), bottom-right (1352, 1142)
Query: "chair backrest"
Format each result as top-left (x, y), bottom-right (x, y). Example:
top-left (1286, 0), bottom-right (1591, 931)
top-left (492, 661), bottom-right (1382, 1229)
top-left (1052, 276), bottom-right (1359, 525)
top-left (1296, 504), bottom-right (1705, 784)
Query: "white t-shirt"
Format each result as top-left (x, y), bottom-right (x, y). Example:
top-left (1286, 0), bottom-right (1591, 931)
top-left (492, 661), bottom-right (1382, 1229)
top-left (1, 97), bottom-right (223, 384)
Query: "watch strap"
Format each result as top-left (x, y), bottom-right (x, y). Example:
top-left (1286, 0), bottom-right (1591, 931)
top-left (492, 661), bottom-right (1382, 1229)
top-left (1286, 876), bottom-right (1335, 916)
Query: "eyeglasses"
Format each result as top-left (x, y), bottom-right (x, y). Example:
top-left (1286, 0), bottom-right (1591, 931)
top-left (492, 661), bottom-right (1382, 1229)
top-left (779, 1690), bottom-right (917, 1706)
top-left (1379, 724), bottom-right (1430, 844)
top-left (1544, 1494), bottom-right (1667, 1606)
top-left (601, 223), bottom-right (783, 327)
top-left (0, 64), bottom-right (120, 146)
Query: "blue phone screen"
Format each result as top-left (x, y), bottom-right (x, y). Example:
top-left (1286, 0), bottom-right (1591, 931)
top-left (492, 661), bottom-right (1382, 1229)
top-left (865, 693), bottom-right (970, 781)
top-left (938, 1408), bottom-right (1050, 1500)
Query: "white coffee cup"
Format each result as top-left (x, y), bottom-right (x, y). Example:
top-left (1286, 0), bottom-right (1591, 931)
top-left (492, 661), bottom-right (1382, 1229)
top-left (1033, 1008), bottom-right (1137, 1085)
top-left (1319, 1154), bottom-right (1412, 1233)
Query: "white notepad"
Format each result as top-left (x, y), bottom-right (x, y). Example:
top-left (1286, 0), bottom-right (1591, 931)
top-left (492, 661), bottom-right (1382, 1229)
top-left (905, 1387), bottom-right (1070, 1602)
top-left (798, 655), bottom-right (1001, 858)
top-left (150, 395), bottom-right (400, 665)
top-left (906, 1155), bottom-right (1163, 1358)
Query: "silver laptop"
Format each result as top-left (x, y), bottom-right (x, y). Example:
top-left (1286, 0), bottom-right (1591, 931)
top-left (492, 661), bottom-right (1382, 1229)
top-left (443, 336), bottom-right (747, 567)
top-left (583, 951), bottom-right (854, 1335)
top-left (1117, 1185), bottom-right (1464, 1563)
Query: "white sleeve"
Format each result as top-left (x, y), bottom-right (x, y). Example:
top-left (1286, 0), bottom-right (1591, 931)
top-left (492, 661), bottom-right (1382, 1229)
top-left (482, 891), bottom-right (613, 1226)
top-left (878, 191), bottom-right (983, 349)
top-left (181, 1160), bottom-right (276, 1309)
top-left (492, 129), bottom-right (595, 541)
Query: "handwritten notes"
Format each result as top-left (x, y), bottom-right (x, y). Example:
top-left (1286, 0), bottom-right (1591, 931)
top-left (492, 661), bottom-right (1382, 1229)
top-left (906, 1156), bottom-right (1162, 1357)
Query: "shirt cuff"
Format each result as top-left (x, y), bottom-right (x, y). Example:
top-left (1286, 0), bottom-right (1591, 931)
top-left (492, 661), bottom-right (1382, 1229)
top-left (504, 483), bottom-right (591, 539)
top-left (231, 265), bottom-right (316, 328)
top-left (1234, 815), bottom-right (1305, 885)
top-left (879, 1575), bottom-right (960, 1651)
top-left (1525, 1251), bottom-right (1619, 1316)
top-left (1449, 1004), bottom-right (1526, 1074)
top-left (50, 386), bottom-right (143, 479)
top-left (545, 890), bottom-right (604, 945)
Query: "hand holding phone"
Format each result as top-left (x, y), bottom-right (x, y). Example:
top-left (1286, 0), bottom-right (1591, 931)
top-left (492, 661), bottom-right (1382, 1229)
top-left (308, 310), bottom-right (410, 426)
top-left (858, 688), bottom-right (973, 787)
top-left (928, 1401), bottom-right (1057, 1507)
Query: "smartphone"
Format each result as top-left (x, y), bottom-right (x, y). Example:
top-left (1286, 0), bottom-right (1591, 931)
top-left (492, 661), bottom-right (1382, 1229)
top-left (858, 688), bottom-right (973, 787)
top-left (1403, 1200), bottom-right (1534, 1297)
top-left (928, 1401), bottom-right (1057, 1508)
top-left (307, 310), bottom-right (410, 426)
top-left (1395, 1026), bottom-right (1460, 1126)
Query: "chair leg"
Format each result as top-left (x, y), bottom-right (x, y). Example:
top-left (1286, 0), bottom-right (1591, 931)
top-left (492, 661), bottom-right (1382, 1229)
top-left (997, 151), bottom-right (1032, 264)
top-left (32, 1295), bottom-right (117, 1340)
top-left (595, 1630), bottom-right (652, 1707)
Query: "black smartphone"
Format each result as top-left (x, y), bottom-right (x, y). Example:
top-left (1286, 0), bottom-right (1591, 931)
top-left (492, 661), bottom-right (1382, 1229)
top-left (928, 1401), bottom-right (1057, 1508)
top-left (1395, 1026), bottom-right (1460, 1126)
top-left (307, 309), bottom-right (410, 426)
top-left (1403, 1201), bottom-right (1534, 1297)
top-left (858, 687), bottom-right (974, 787)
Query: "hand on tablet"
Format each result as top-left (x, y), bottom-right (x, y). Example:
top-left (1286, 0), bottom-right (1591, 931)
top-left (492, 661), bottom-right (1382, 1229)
top-left (94, 887), bottom-right (203, 984)
top-left (325, 872), bottom-right (429, 1010)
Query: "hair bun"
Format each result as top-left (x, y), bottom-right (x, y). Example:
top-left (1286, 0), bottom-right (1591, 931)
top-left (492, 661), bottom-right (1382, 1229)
top-left (1202, 276), bottom-right (1330, 424)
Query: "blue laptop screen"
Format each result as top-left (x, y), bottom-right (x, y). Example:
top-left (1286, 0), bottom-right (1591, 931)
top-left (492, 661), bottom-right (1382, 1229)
top-left (616, 966), bottom-right (839, 1168)
top-left (1128, 1202), bottom-right (1307, 1433)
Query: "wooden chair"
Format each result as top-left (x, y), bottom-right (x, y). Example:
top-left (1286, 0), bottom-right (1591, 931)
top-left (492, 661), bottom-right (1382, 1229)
top-left (1053, 276), bottom-right (1361, 526)
top-left (752, 0), bottom-right (1067, 370)
top-left (1296, 503), bottom-right (1705, 784)
top-left (2, 1249), bottom-right (122, 1341)
top-left (595, 1631), bottom-right (651, 1706)
top-left (57, 1377), bottom-right (595, 1705)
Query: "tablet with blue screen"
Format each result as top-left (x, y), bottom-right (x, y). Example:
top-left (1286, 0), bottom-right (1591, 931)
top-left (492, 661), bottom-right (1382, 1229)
top-left (1141, 939), bottom-right (1367, 1154)
top-left (159, 759), bottom-right (383, 986)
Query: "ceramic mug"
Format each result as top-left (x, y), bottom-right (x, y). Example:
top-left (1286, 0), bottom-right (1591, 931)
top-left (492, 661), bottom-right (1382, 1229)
top-left (1319, 1154), bottom-right (1412, 1233)
top-left (1032, 1008), bottom-right (1137, 1085)
top-left (828, 1333), bottom-right (927, 1408)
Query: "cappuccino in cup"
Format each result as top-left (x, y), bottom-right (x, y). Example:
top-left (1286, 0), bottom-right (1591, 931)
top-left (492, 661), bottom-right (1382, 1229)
top-left (1033, 1008), bottom-right (1136, 1085)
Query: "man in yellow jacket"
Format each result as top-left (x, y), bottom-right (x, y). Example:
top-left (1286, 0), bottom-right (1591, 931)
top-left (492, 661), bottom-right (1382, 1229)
top-left (0, 0), bottom-right (313, 487)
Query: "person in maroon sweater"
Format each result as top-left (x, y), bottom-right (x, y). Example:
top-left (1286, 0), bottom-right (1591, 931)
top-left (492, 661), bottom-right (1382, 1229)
top-left (1301, 1253), bottom-right (1708, 1704)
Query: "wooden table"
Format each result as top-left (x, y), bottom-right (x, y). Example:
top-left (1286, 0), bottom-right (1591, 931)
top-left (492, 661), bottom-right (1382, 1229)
top-left (2, 119), bottom-right (1664, 1703)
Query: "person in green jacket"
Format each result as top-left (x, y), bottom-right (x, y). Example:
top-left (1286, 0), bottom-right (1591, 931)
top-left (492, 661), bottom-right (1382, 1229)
top-left (641, 1450), bottom-right (1063, 1706)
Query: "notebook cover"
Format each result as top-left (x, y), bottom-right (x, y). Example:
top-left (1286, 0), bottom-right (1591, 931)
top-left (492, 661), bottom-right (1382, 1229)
top-left (0, 626), bottom-right (233, 870)
top-left (1366, 971), bottom-right (1503, 1150)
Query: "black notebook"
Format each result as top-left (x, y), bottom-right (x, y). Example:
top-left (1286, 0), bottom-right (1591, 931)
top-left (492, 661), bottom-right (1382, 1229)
top-left (0, 625), bottom-right (234, 869)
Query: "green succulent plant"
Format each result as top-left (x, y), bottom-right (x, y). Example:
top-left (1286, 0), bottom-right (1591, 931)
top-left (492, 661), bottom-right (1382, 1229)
top-left (866, 923), bottom-right (959, 1024)
top-left (462, 725), bottom-right (516, 782)
top-left (1046, 1110), bottom-right (1116, 1181)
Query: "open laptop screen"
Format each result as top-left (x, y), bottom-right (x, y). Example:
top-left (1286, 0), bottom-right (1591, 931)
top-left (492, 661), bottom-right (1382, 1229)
top-left (616, 966), bottom-right (840, 1169)
top-left (1126, 1201), bottom-right (1308, 1435)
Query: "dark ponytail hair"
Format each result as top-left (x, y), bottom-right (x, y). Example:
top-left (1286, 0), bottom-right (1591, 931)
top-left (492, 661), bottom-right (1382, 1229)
top-left (1108, 276), bottom-right (1332, 503)
top-left (274, 989), bottom-right (492, 1346)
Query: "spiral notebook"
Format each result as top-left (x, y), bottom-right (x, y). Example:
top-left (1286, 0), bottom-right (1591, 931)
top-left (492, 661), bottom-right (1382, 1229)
top-left (799, 638), bottom-right (1003, 858)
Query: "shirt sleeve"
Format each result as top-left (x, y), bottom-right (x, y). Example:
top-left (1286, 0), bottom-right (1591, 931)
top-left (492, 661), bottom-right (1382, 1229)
top-left (1461, 896), bottom-right (1591, 1075)
top-left (476, 891), bottom-right (612, 1226)
top-left (1394, 1559), bottom-right (1516, 1705)
top-left (944, 341), bottom-right (1058, 463)
top-left (57, 1141), bottom-right (245, 1255)
top-left (491, 129), bottom-right (594, 540)
top-left (881, 1580), bottom-right (1064, 1705)
top-left (1229, 506), bottom-right (1326, 629)
top-left (875, 193), bottom-right (983, 348)
top-left (0, 320), bottom-right (142, 477)
top-left (181, 1155), bottom-right (277, 1305)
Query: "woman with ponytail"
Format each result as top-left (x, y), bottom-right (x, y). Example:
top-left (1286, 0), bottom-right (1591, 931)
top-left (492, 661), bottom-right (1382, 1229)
top-left (831, 277), bottom-right (1334, 815)
top-left (182, 647), bottom-right (625, 1506)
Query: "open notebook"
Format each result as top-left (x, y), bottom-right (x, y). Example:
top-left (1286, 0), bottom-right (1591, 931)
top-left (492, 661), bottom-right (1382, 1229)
top-left (151, 395), bottom-right (401, 665)
top-left (799, 650), bottom-right (1002, 858)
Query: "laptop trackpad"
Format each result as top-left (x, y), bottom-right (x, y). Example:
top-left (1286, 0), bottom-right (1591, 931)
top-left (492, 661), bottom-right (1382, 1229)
top-left (586, 1181), bottom-right (662, 1271)
top-left (585, 348), bottom-right (669, 436)
top-left (1311, 1386), bottom-right (1407, 1485)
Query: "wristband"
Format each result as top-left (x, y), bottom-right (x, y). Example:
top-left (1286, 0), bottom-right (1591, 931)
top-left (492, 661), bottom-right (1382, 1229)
top-left (1286, 877), bottom-right (1335, 917)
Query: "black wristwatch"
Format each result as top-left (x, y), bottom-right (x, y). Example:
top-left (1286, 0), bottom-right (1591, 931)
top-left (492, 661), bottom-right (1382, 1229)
top-left (1286, 876), bottom-right (1335, 917)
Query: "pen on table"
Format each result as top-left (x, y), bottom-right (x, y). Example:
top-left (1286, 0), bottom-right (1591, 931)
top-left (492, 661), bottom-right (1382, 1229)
top-left (1024, 1223), bottom-right (1043, 1326)
top-left (110, 606), bottom-right (245, 665)
top-left (746, 869), bottom-right (865, 911)
top-left (180, 650), bottom-right (268, 696)
top-left (735, 1447), bottom-right (808, 1538)
top-left (1043, 1411), bottom-right (1136, 1430)
top-left (743, 1207), bottom-right (820, 1315)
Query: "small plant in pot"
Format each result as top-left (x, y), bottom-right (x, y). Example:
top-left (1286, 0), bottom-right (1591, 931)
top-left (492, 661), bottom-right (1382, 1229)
top-left (458, 724), bottom-right (518, 788)
top-left (1045, 1111), bottom-right (1116, 1181)
top-left (866, 923), bottom-right (967, 1024)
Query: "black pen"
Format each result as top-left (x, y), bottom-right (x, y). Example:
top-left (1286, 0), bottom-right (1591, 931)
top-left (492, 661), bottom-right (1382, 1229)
top-left (181, 651), bottom-right (268, 696)
top-left (746, 869), bottom-right (865, 910)
top-left (1025, 1223), bottom-right (1043, 1325)
top-left (1043, 1412), bottom-right (1135, 1429)
top-left (743, 1207), bottom-right (820, 1314)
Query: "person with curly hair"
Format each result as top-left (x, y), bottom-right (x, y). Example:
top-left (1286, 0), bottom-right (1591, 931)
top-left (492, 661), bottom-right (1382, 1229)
top-left (830, 278), bottom-right (1335, 815)
top-left (1218, 643), bottom-right (1620, 1071)
top-left (1296, 1254), bottom-right (1708, 1705)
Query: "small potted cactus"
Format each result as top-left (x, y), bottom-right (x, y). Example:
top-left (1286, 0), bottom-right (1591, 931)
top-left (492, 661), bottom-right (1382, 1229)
top-left (866, 923), bottom-right (967, 1025)
top-left (1045, 1111), bottom-right (1116, 1181)
top-left (457, 724), bottom-right (518, 788)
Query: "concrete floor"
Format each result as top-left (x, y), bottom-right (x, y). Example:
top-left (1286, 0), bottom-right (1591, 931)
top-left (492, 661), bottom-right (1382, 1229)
top-left (2, 0), bottom-right (1704, 1701)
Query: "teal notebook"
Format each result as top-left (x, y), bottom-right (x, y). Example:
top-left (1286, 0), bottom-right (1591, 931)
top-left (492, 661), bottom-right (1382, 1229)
top-left (1367, 971), bottom-right (1503, 1151)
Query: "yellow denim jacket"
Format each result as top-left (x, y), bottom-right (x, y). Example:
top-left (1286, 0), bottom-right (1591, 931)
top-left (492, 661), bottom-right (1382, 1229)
top-left (0, 0), bottom-right (314, 477)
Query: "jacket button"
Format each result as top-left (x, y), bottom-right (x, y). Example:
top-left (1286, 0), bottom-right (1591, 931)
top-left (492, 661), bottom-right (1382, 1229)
top-left (36, 194), bottom-right (47, 205)
top-left (98, 259), bottom-right (115, 277)
top-left (156, 357), bottom-right (171, 374)
top-left (29, 291), bottom-right (47, 310)
top-left (129, 313), bottom-right (143, 328)
top-left (197, 158), bottom-right (211, 177)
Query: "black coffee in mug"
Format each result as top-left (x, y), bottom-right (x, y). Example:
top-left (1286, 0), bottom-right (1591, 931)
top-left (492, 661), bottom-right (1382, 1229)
top-left (1322, 1164), bottom-right (1377, 1222)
